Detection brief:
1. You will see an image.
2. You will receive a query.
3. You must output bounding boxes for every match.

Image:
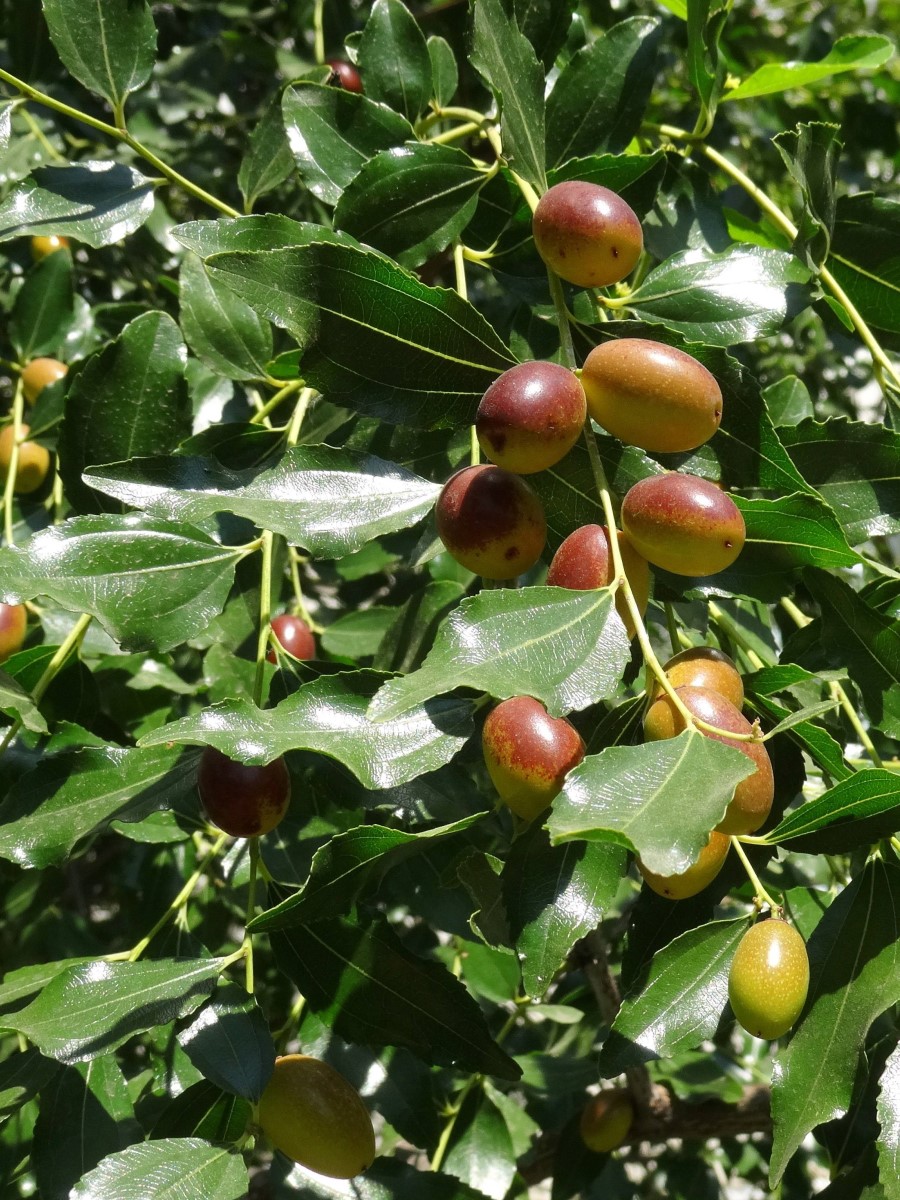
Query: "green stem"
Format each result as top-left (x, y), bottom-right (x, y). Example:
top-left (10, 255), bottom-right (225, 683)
top-left (127, 832), bottom-right (229, 961)
top-left (731, 837), bottom-right (779, 911)
top-left (243, 837), bottom-right (260, 994)
top-left (286, 388), bottom-right (314, 447)
top-left (313, 0), bottom-right (325, 64)
top-left (664, 602), bottom-right (683, 657)
top-left (2, 376), bottom-right (26, 546)
top-left (252, 530), bottom-right (275, 708)
top-left (249, 379), bottom-right (304, 426)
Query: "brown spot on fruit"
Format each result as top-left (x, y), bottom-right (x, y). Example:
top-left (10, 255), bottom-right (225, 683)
top-left (532, 182), bottom-right (642, 289)
top-left (436, 464), bottom-right (546, 579)
top-left (475, 361), bottom-right (586, 475)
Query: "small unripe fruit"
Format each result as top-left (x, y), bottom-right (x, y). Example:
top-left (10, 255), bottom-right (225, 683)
top-left (579, 1089), bottom-right (634, 1153)
top-left (0, 424), bottom-right (51, 494)
top-left (0, 602), bottom-right (27, 663)
top-left (476, 361), bottom-right (586, 474)
top-left (621, 473), bottom-right (745, 577)
top-left (436, 464), bottom-right (547, 580)
top-left (482, 695), bottom-right (585, 821)
top-left (546, 524), bottom-right (650, 638)
top-left (654, 646), bottom-right (744, 710)
top-left (326, 59), bottom-right (363, 93)
top-left (197, 747), bottom-right (290, 837)
top-left (257, 1054), bottom-right (376, 1178)
top-left (728, 919), bottom-right (809, 1039)
top-left (533, 181), bottom-right (642, 290)
top-left (267, 613), bottom-right (316, 663)
top-left (643, 686), bottom-right (774, 834)
top-left (21, 357), bottom-right (68, 404)
top-left (638, 831), bottom-right (730, 899)
top-left (31, 234), bottom-right (69, 260)
top-left (581, 339), bottom-right (722, 454)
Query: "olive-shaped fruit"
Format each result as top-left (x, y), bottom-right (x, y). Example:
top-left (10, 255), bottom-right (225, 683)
top-left (643, 686), bottom-right (774, 834)
top-left (31, 234), bottom-right (69, 260)
top-left (532, 181), bottom-right (643, 289)
top-left (546, 524), bottom-right (650, 638)
top-left (728, 919), bottom-right (809, 1039)
top-left (436, 464), bottom-right (547, 580)
top-left (197, 746), bottom-right (290, 837)
top-left (654, 646), bottom-right (744, 710)
top-left (482, 695), bottom-right (585, 821)
top-left (621, 473), bottom-right (745, 577)
top-left (257, 1054), bottom-right (376, 1178)
top-left (267, 613), bottom-right (316, 663)
top-left (0, 424), bottom-right (51, 494)
top-left (638, 830), bottom-right (730, 899)
top-left (476, 361), bottom-right (586, 474)
top-left (22, 357), bottom-right (68, 404)
top-left (581, 339), bottom-right (722, 453)
top-left (0, 602), bottom-right (27, 663)
top-left (579, 1089), bottom-right (634, 1153)
top-left (326, 58), bottom-right (363, 93)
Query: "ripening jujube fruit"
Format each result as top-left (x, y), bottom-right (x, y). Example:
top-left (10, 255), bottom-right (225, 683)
top-left (621, 473), bottom-right (745, 577)
top-left (728, 919), bottom-right (809, 1039)
top-left (326, 58), bottom-right (363, 93)
top-left (546, 524), bottom-right (650, 638)
top-left (30, 234), bottom-right (69, 260)
top-left (532, 181), bottom-right (643, 289)
top-left (579, 1089), bottom-right (634, 1153)
top-left (475, 361), bottom-right (586, 474)
top-left (0, 424), bottom-right (51, 494)
top-left (654, 646), bottom-right (745, 710)
top-left (643, 685), bottom-right (774, 834)
top-left (267, 613), bottom-right (316, 663)
top-left (638, 830), bottom-right (731, 899)
top-left (482, 695), bottom-right (585, 821)
top-left (581, 338), bottom-right (723, 453)
top-left (22, 357), bottom-right (68, 404)
top-left (435, 464), bottom-right (547, 579)
top-left (257, 1054), bottom-right (376, 1179)
top-left (0, 602), bottom-right (27, 663)
top-left (197, 746), bottom-right (290, 837)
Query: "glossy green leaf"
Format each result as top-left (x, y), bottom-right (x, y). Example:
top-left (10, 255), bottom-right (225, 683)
top-left (444, 1092), bottom-right (517, 1200)
top-left (764, 375), bottom-right (815, 427)
top-left (178, 985), bottom-right (275, 1102)
top-left (725, 35), bottom-right (894, 102)
top-left (773, 122), bottom-right (841, 270)
top-left (369, 586), bottom-right (630, 722)
top-left (42, 0), bottom-right (156, 111)
top-left (0, 668), bottom-right (48, 734)
top-left (237, 93), bottom-right (295, 211)
top-left (320, 608), bottom-right (394, 659)
top-left (150, 1081), bottom-right (251, 1144)
top-left (548, 733), bottom-right (754, 876)
top-left (140, 671), bottom-right (473, 789)
top-left (427, 35), bottom-right (457, 107)
top-left (877, 1043), bottom-right (900, 1200)
top-left (686, 0), bottom-right (728, 131)
top-left (0, 162), bottom-right (155, 247)
top-left (750, 692), bottom-right (852, 784)
top-left (829, 194), bottom-right (900, 336)
top-left (179, 252), bottom-right (272, 381)
top-left (731, 492), bottom-right (861, 579)
top-left (761, 769), bottom-right (900, 853)
top-left (549, 151), bottom-right (667, 213)
top-left (0, 515), bottom-right (244, 653)
top-left (10, 247), bottom-right (73, 359)
top-left (85, 447), bottom-right (440, 558)
top-left (357, 0), bottom-right (432, 122)
top-left (69, 1139), bottom-right (247, 1200)
top-left (173, 214), bottom-right (352, 258)
top-left (276, 1156), bottom-right (490, 1197)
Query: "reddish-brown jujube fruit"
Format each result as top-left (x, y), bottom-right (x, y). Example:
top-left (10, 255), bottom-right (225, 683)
top-left (728, 919), bottom-right (809, 1039)
top-left (643, 685), bottom-right (774, 834)
top-left (621, 473), bottom-right (745, 577)
top-left (22, 357), bottom-right (68, 405)
top-left (638, 830), bottom-right (731, 899)
top-left (267, 613), bottom-right (316, 663)
top-left (654, 646), bottom-right (744, 710)
top-left (482, 696), bottom-right (585, 821)
top-left (0, 602), bottom-right (27, 663)
top-left (326, 58), bottom-right (363, 93)
top-left (476, 361), bottom-right (586, 474)
top-left (0, 424), bottom-right (51, 494)
top-left (197, 747), bottom-right (291, 837)
top-left (546, 524), bottom-right (650, 638)
top-left (581, 338), bottom-right (722, 453)
top-left (436, 464), bottom-right (547, 579)
top-left (532, 181), bottom-right (643, 289)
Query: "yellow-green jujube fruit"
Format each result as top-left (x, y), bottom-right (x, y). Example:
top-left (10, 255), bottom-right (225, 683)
top-left (579, 1089), bottom-right (634, 1153)
top-left (0, 424), bottom-right (51, 494)
top-left (31, 234), bottom-right (69, 260)
top-left (257, 1054), bottom-right (376, 1179)
top-left (728, 919), bottom-right (809, 1039)
top-left (654, 646), bottom-right (744, 710)
top-left (638, 831), bottom-right (731, 899)
top-left (22, 357), bottom-right (68, 404)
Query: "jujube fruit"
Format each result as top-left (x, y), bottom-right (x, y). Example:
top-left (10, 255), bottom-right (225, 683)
top-left (197, 746), bottom-right (290, 837)
top-left (0, 602), bottom-right (27, 663)
top-left (728, 919), bottom-right (809, 1039)
top-left (579, 1089), bottom-right (634, 1153)
top-left (581, 338), bottom-right (722, 453)
top-left (22, 357), bottom-right (68, 404)
top-left (643, 685), bottom-right (774, 834)
top-left (476, 361), bottom-right (586, 474)
top-left (482, 695), bottom-right (585, 821)
top-left (326, 59), bottom-right (363, 93)
top-left (30, 234), bottom-right (69, 259)
top-left (638, 831), bottom-right (730, 899)
top-left (0, 424), bottom-right (51, 494)
top-left (533, 181), bottom-right (643, 289)
top-left (257, 1054), bottom-right (376, 1178)
top-left (621, 473), bottom-right (745, 577)
top-left (267, 613), bottom-right (316, 663)
top-left (654, 646), bottom-right (744, 709)
top-left (546, 524), bottom-right (650, 638)
top-left (436, 464), bottom-right (547, 580)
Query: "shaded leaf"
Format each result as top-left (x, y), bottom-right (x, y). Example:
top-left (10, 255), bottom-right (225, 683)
top-left (178, 985), bottom-right (275, 1103)
top-left (238, 93), bottom-right (295, 211)
top-left (69, 1139), bottom-right (247, 1200)
top-left (829, 193), bottom-right (900, 336)
top-left (10, 246), bottom-right (74, 359)
top-left (773, 122), bottom-right (842, 270)
top-left (0, 162), bottom-right (155, 247)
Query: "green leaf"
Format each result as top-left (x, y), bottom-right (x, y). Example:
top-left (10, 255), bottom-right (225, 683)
top-left (42, 0), bottom-right (156, 112)
top-left (174, 214), bottom-right (353, 257)
top-left (764, 375), bottom-right (815, 426)
top-left (598, 918), bottom-right (749, 1076)
top-left (770, 861), bottom-right (900, 1184)
top-left (626, 245), bottom-right (811, 346)
top-left (829, 194), bottom-right (900, 336)
top-left (0, 515), bottom-right (243, 653)
top-left (271, 916), bottom-right (520, 1079)
top-left (470, 0), bottom-right (547, 193)
top-left (139, 671), bottom-right (473, 789)
top-left (368, 586), bottom-right (630, 722)
top-left (85, 446), bottom-right (440, 558)
top-left (545, 18), bottom-right (662, 165)
top-left (877, 1043), bottom-right (900, 1200)
top-left (0, 1048), bottom-right (60, 1119)
top-left (281, 82), bottom-right (414, 206)
top-left (179, 252), bottom-right (272, 381)
top-left (761, 769), bottom-right (900, 853)
top-left (69, 1139), bottom-right (247, 1200)
top-left (773, 122), bottom-right (842, 270)
top-left (502, 825), bottom-right (624, 998)
top-left (320, 608), bottom-right (394, 659)
top-left (427, 35), bottom-right (457, 107)
top-left (150, 1081), bottom-right (251, 1144)
top-left (0, 162), bottom-right (156, 247)
top-left (724, 35), bottom-right (894, 102)
top-left (8, 958), bottom-right (223, 1063)
top-left (0, 668), bottom-right (48, 734)
top-left (275, 1155), bottom-right (492, 1197)
top-left (686, 0), bottom-right (729, 131)
top-left (357, 0), bottom-right (432, 122)
top-left (548, 733), bottom-right (755, 876)
top-left (237, 93), bottom-right (296, 211)
top-left (178, 984), bottom-right (275, 1103)
top-left (444, 1092), bottom-right (517, 1200)
top-left (0, 744), bottom-right (196, 869)
top-left (750, 692), bottom-right (852, 784)
top-left (514, 0), bottom-right (572, 69)
top-left (10, 247), bottom-right (74, 359)
top-left (207, 241), bottom-right (515, 428)
top-left (374, 579), bottom-right (466, 674)
top-left (58, 310), bottom-right (190, 513)
top-left (334, 143), bottom-right (486, 269)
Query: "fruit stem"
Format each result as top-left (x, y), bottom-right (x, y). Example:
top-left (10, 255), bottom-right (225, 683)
top-left (731, 837), bottom-right (779, 912)
top-left (430, 1074), bottom-right (479, 1172)
top-left (249, 379), bottom-right (305, 426)
top-left (313, 0), bottom-right (325, 64)
top-left (1, 374), bottom-right (26, 546)
top-left (253, 529), bottom-right (275, 709)
top-left (243, 837), bottom-right (261, 994)
top-left (707, 601), bottom-right (770, 670)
